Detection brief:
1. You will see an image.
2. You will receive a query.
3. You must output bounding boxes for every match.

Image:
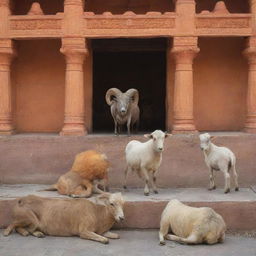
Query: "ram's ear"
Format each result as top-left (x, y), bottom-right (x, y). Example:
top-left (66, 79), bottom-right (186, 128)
top-left (144, 134), bottom-right (153, 139)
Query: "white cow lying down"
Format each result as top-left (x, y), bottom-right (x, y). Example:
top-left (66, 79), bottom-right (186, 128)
top-left (159, 199), bottom-right (226, 245)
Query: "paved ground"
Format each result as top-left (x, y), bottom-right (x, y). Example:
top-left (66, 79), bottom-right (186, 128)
top-left (0, 230), bottom-right (255, 256)
top-left (0, 184), bottom-right (255, 202)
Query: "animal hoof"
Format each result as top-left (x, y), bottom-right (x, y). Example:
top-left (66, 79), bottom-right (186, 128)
top-left (235, 187), bottom-right (239, 191)
top-left (208, 186), bottom-right (216, 191)
top-left (224, 188), bottom-right (230, 194)
top-left (154, 190), bottom-right (158, 194)
top-left (3, 230), bottom-right (10, 236)
top-left (159, 241), bottom-right (166, 246)
top-left (123, 185), bottom-right (127, 189)
top-left (102, 239), bottom-right (109, 244)
top-left (34, 231), bottom-right (45, 238)
top-left (144, 192), bottom-right (149, 196)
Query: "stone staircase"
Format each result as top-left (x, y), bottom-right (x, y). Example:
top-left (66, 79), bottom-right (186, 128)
top-left (0, 133), bottom-right (256, 232)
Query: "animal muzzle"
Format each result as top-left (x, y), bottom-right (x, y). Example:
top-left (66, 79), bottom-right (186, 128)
top-left (118, 216), bottom-right (125, 221)
top-left (120, 108), bottom-right (127, 114)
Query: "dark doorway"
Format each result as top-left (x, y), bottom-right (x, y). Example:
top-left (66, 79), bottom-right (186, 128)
top-left (92, 39), bottom-right (166, 133)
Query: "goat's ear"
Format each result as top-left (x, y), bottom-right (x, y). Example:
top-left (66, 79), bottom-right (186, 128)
top-left (144, 134), bottom-right (153, 139)
top-left (165, 133), bottom-right (172, 138)
top-left (98, 193), bottom-right (111, 203)
top-left (210, 136), bottom-right (216, 141)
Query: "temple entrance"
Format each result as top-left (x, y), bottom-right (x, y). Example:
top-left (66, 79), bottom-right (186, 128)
top-left (92, 38), bottom-right (167, 133)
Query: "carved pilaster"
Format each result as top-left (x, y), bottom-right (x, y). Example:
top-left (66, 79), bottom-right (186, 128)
top-left (243, 37), bottom-right (256, 133)
top-left (63, 0), bottom-right (84, 36)
top-left (60, 38), bottom-right (88, 136)
top-left (170, 37), bottom-right (199, 133)
top-left (250, 0), bottom-right (256, 32)
top-left (0, 0), bottom-right (11, 37)
top-left (0, 39), bottom-right (16, 134)
top-left (173, 0), bottom-right (196, 34)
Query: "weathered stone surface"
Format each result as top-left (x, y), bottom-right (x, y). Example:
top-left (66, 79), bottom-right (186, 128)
top-left (0, 230), bottom-right (255, 256)
top-left (0, 185), bottom-right (256, 230)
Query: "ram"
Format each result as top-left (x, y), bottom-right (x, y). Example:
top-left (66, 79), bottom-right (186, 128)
top-left (105, 88), bottom-right (140, 136)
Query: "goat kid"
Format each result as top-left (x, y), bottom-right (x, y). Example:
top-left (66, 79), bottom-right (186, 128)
top-left (124, 130), bottom-right (171, 196)
top-left (199, 133), bottom-right (239, 193)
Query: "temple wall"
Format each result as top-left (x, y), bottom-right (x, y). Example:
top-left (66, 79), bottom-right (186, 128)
top-left (194, 37), bottom-right (248, 131)
top-left (13, 40), bottom-right (65, 133)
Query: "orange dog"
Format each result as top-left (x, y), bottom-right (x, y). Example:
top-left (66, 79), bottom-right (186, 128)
top-left (43, 150), bottom-right (110, 198)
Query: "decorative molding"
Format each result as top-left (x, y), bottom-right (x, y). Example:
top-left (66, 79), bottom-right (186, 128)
top-left (196, 16), bottom-right (251, 29)
top-left (10, 18), bottom-right (61, 30)
top-left (86, 16), bottom-right (175, 29)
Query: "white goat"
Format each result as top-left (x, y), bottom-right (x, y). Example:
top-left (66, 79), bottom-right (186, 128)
top-left (199, 133), bottom-right (239, 193)
top-left (159, 199), bottom-right (226, 245)
top-left (124, 130), bottom-right (171, 196)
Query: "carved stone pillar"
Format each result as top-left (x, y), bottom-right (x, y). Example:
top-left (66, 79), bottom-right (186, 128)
top-left (171, 37), bottom-right (199, 134)
top-left (0, 0), bottom-right (15, 135)
top-left (0, 40), bottom-right (15, 134)
top-left (243, 37), bottom-right (256, 133)
top-left (60, 38), bottom-right (88, 136)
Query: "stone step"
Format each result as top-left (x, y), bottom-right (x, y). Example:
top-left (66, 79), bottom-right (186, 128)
top-left (1, 133), bottom-right (256, 188)
top-left (0, 229), bottom-right (255, 256)
top-left (1, 185), bottom-right (256, 231)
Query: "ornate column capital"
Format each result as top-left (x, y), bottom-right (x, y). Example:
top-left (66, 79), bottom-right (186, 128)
top-left (0, 39), bottom-right (16, 70)
top-left (171, 37), bottom-right (199, 70)
top-left (61, 38), bottom-right (88, 66)
top-left (243, 37), bottom-right (256, 69)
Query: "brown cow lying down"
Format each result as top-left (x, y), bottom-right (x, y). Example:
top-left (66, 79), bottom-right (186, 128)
top-left (159, 199), bottom-right (226, 245)
top-left (4, 193), bottom-right (125, 244)
top-left (43, 150), bottom-right (110, 198)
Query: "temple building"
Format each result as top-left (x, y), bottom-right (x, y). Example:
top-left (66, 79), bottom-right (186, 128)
top-left (0, 0), bottom-right (255, 135)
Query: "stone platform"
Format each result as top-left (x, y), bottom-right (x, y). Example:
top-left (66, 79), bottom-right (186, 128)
top-left (1, 185), bottom-right (256, 231)
top-left (1, 133), bottom-right (256, 188)
top-left (0, 230), bottom-right (255, 256)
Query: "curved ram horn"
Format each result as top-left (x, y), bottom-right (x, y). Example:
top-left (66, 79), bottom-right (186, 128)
top-left (105, 88), bottom-right (122, 106)
top-left (125, 88), bottom-right (139, 105)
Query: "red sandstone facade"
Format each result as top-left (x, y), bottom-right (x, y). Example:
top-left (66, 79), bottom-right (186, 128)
top-left (0, 0), bottom-right (255, 135)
